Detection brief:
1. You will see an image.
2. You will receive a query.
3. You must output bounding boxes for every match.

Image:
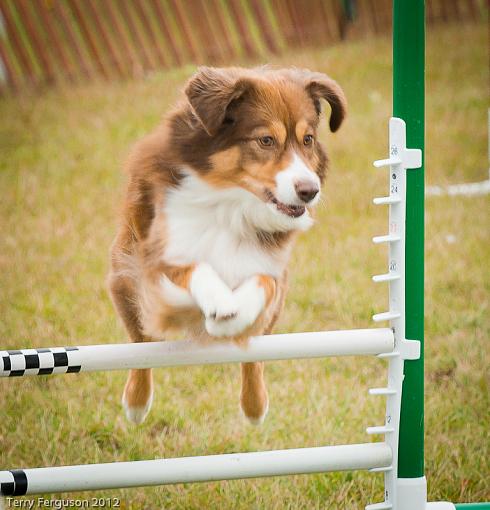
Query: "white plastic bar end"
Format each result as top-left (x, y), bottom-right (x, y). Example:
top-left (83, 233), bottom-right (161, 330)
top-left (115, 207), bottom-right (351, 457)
top-left (372, 273), bottom-right (401, 283)
top-left (369, 388), bottom-right (397, 396)
top-left (373, 157), bottom-right (402, 168)
top-left (373, 234), bottom-right (401, 244)
top-left (372, 311), bottom-right (401, 322)
top-left (373, 196), bottom-right (402, 205)
top-left (366, 426), bottom-right (395, 435)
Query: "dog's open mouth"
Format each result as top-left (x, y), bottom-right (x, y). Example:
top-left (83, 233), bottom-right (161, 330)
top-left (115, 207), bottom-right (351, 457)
top-left (265, 190), bottom-right (306, 218)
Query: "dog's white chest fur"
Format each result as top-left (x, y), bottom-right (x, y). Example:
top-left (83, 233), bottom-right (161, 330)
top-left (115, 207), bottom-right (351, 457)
top-left (162, 173), bottom-right (288, 289)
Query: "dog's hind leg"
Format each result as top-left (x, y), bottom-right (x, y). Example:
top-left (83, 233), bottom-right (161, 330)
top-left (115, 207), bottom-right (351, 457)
top-left (240, 362), bottom-right (269, 424)
top-left (239, 272), bottom-right (287, 425)
top-left (108, 271), bottom-right (153, 425)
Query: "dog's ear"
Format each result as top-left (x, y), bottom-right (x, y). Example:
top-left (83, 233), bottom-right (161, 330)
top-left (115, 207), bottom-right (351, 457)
top-left (305, 73), bottom-right (347, 132)
top-left (185, 67), bottom-right (250, 136)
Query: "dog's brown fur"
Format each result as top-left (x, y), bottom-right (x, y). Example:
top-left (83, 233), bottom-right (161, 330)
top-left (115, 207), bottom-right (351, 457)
top-left (108, 66), bottom-right (346, 423)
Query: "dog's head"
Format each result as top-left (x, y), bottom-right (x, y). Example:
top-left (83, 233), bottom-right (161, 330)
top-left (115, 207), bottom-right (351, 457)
top-left (174, 66), bottom-right (346, 232)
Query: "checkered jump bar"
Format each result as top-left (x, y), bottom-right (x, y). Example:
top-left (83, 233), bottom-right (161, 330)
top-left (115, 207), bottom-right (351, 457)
top-left (1, 347), bottom-right (81, 377)
top-left (1, 328), bottom-right (394, 378)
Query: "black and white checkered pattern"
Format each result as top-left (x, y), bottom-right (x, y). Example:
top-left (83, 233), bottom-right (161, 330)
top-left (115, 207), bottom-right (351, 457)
top-left (0, 469), bottom-right (28, 496)
top-left (0, 347), bottom-right (81, 377)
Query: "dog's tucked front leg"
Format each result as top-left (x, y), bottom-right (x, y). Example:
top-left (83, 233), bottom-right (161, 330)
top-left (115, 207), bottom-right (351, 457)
top-left (204, 274), bottom-right (274, 338)
top-left (189, 263), bottom-right (238, 322)
top-left (161, 263), bottom-right (275, 338)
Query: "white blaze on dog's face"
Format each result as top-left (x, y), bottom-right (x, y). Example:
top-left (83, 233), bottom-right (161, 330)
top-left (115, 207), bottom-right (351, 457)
top-left (273, 152), bottom-right (321, 209)
top-left (178, 67), bottom-right (346, 232)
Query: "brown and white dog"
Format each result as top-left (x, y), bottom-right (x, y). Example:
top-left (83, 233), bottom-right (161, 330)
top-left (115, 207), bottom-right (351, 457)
top-left (108, 66), bottom-right (346, 426)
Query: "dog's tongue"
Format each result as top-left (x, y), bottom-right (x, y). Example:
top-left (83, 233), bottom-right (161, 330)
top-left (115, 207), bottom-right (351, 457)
top-left (265, 189), bottom-right (306, 218)
top-left (276, 202), bottom-right (306, 218)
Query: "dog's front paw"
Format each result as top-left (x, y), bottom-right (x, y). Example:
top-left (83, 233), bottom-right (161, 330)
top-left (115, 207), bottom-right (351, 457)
top-left (205, 277), bottom-right (265, 338)
top-left (190, 263), bottom-right (237, 320)
top-left (205, 313), bottom-right (247, 337)
top-left (199, 290), bottom-right (238, 322)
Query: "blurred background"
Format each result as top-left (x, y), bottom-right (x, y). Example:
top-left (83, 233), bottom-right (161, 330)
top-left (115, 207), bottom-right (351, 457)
top-left (1, 1), bottom-right (488, 509)
top-left (0, 0), bottom-right (486, 90)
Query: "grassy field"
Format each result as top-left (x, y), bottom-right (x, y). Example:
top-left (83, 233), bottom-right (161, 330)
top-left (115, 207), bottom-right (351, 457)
top-left (1, 21), bottom-right (488, 509)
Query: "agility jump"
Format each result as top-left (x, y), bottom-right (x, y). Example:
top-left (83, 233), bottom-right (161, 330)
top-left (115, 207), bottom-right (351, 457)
top-left (1, 2), bottom-right (488, 509)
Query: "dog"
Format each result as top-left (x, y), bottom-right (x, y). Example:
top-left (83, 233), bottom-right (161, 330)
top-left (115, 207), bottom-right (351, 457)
top-left (108, 66), bottom-right (346, 425)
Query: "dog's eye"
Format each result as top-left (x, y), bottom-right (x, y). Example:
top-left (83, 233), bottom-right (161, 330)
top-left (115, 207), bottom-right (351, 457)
top-left (258, 136), bottom-right (275, 147)
top-left (303, 134), bottom-right (314, 146)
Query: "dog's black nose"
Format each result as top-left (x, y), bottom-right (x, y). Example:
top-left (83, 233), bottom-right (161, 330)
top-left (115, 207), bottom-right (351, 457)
top-left (295, 181), bottom-right (319, 203)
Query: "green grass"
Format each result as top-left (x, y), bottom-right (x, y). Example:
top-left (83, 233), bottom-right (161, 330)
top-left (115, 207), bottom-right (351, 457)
top-left (1, 21), bottom-right (488, 509)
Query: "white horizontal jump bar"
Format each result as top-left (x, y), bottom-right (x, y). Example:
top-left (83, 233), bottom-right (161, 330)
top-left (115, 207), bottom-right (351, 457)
top-left (0, 443), bottom-right (392, 495)
top-left (0, 329), bottom-right (394, 377)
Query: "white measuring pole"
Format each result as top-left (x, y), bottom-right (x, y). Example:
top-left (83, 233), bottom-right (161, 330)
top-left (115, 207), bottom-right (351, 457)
top-left (367, 117), bottom-right (422, 510)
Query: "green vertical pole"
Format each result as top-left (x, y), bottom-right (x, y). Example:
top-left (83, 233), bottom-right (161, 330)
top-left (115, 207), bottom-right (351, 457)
top-left (393, 0), bottom-right (425, 479)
